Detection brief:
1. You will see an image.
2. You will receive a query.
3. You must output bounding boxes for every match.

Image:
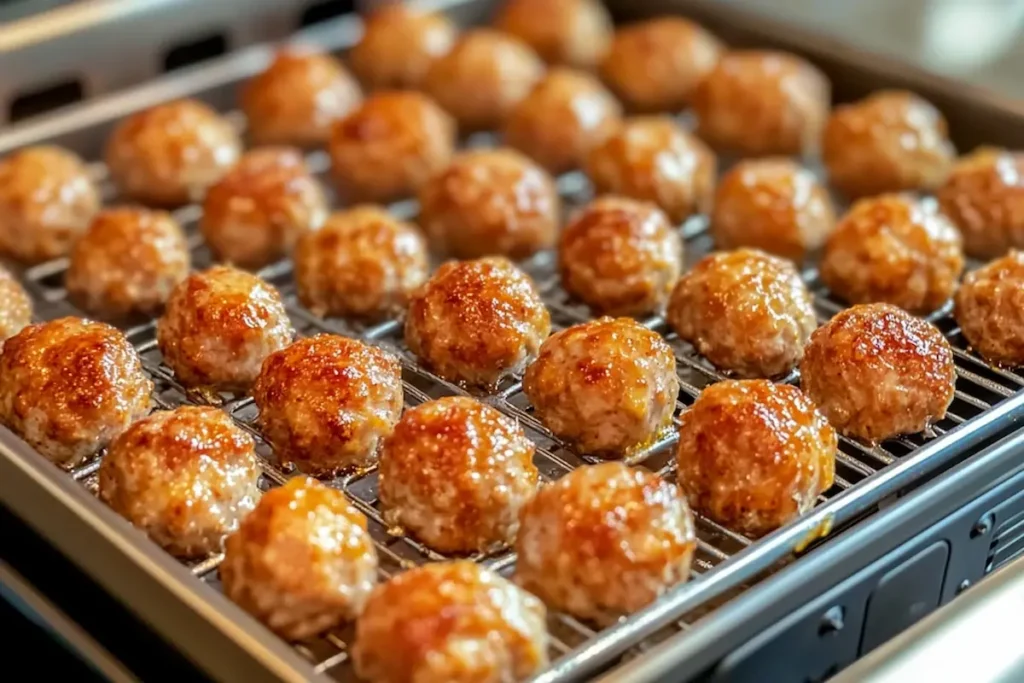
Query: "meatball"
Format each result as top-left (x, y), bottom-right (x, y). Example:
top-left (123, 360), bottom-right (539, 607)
top-left (241, 48), bottom-right (362, 148)
top-left (676, 381), bottom-right (836, 538)
top-left (252, 335), bottom-right (403, 476)
top-left (937, 148), bottom-right (1024, 259)
top-left (201, 147), bottom-right (328, 270)
top-left (221, 477), bottom-right (377, 641)
top-left (294, 205), bottom-right (429, 319)
top-left (329, 91), bottom-right (456, 204)
top-left (0, 317), bottom-right (152, 467)
top-left (493, 0), bottom-right (613, 69)
top-left (800, 303), bottom-right (956, 442)
top-left (668, 249), bottom-right (816, 378)
top-left (585, 116), bottom-right (716, 224)
top-left (348, 5), bottom-right (457, 91)
top-left (66, 207), bottom-right (190, 318)
top-left (559, 196), bottom-right (682, 316)
top-left (405, 257), bottom-right (550, 388)
top-left (823, 90), bottom-right (955, 200)
top-left (601, 17), bottom-right (722, 113)
top-left (157, 266), bottom-right (293, 392)
top-left (418, 149), bottom-right (560, 259)
top-left (711, 158), bottom-right (836, 262)
top-left (693, 51), bottom-right (830, 157)
top-left (0, 266), bottom-right (32, 347)
top-left (105, 99), bottom-right (242, 206)
top-left (98, 406), bottom-right (261, 558)
top-left (503, 68), bottom-right (622, 174)
top-left (820, 194), bottom-right (964, 315)
top-left (0, 146), bottom-right (100, 263)
top-left (424, 29), bottom-right (545, 132)
top-left (379, 396), bottom-right (539, 554)
top-left (523, 317), bottom-right (678, 456)
top-left (955, 250), bottom-right (1024, 366)
top-left (515, 462), bottom-right (696, 623)
top-left (353, 561), bottom-right (548, 683)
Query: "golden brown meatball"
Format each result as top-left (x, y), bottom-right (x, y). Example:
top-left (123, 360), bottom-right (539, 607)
top-left (98, 406), bottom-right (260, 558)
top-left (494, 0), bottom-right (613, 69)
top-left (105, 99), bottom-right (242, 206)
top-left (559, 196), bottom-right (682, 316)
top-left (523, 317), bottom-right (678, 456)
top-left (252, 335), bottom-right (403, 476)
top-left (349, 5), bottom-right (457, 91)
top-left (694, 51), bottom-right (830, 157)
top-left (157, 266), bottom-right (293, 392)
top-left (515, 462), bottom-right (695, 623)
top-left (294, 205), bottom-right (428, 320)
top-left (711, 158), bottom-right (836, 262)
top-left (353, 561), bottom-right (548, 683)
top-left (0, 267), bottom-right (32, 347)
top-left (937, 148), bottom-right (1024, 259)
top-left (503, 68), bottom-right (622, 174)
top-left (586, 116), bottom-right (716, 224)
top-left (955, 250), bottom-right (1024, 366)
top-left (801, 303), bottom-right (956, 443)
top-left (329, 91), bottom-right (456, 204)
top-left (668, 249), bottom-right (816, 378)
top-left (405, 257), bottom-right (550, 388)
top-left (424, 29), bottom-right (545, 132)
top-left (66, 207), bottom-right (190, 318)
top-left (201, 147), bottom-right (328, 270)
top-left (823, 90), bottom-right (955, 200)
top-left (378, 396), bottom-right (539, 554)
top-left (820, 194), bottom-right (964, 315)
top-left (0, 146), bottom-right (100, 263)
top-left (0, 317), bottom-right (152, 467)
top-left (241, 48), bottom-right (362, 148)
top-left (418, 148), bottom-right (560, 259)
top-left (221, 477), bottom-right (377, 641)
top-left (601, 17), bottom-right (722, 113)
top-left (676, 381), bottom-right (836, 538)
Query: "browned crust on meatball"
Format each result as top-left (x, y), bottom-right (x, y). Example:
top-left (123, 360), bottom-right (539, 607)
top-left (494, 0), bottom-right (613, 68)
top-left (349, 5), bottom-right (457, 91)
top-left (955, 250), bottom-right (1024, 366)
top-left (0, 266), bottom-right (32, 346)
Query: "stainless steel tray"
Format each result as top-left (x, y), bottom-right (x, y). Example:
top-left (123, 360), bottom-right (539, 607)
top-left (1, 1), bottom-right (1024, 682)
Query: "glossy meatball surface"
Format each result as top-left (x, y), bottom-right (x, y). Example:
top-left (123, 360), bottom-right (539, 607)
top-left (221, 477), bottom-right (378, 641)
top-left (157, 266), bottom-right (294, 392)
top-left (523, 317), bottom-right (678, 456)
top-left (515, 462), bottom-right (696, 623)
top-left (67, 207), bottom-right (190, 318)
top-left (424, 29), bottom-right (544, 132)
top-left (0, 317), bottom-right (152, 467)
top-left (201, 147), bottom-right (328, 269)
top-left (353, 561), bottom-right (548, 683)
top-left (586, 116), bottom-right (715, 224)
top-left (668, 249), bottom-right (817, 378)
top-left (601, 17), bottom-right (722, 113)
top-left (294, 205), bottom-right (429, 320)
top-left (98, 406), bottom-right (261, 558)
top-left (955, 250), bottom-right (1024, 366)
top-left (800, 303), bottom-right (956, 443)
top-left (253, 334), bottom-right (403, 476)
top-left (503, 68), bottom-right (622, 175)
top-left (349, 5), bottom-right (457, 90)
top-left (494, 0), bottom-right (613, 68)
top-left (0, 266), bottom-right (32, 347)
top-left (242, 48), bottom-right (362, 147)
top-left (0, 146), bottom-right (100, 263)
top-left (823, 90), bottom-right (955, 200)
top-left (105, 99), bottom-right (242, 206)
top-left (820, 194), bottom-right (964, 315)
top-left (559, 196), bottom-right (682, 316)
top-left (694, 50), bottom-right (830, 157)
top-left (378, 396), bottom-right (539, 553)
top-left (676, 381), bottom-right (836, 538)
top-left (418, 148), bottom-right (560, 259)
top-left (405, 257), bottom-right (550, 388)
top-left (329, 90), bottom-right (456, 204)
top-left (711, 158), bottom-right (836, 262)
top-left (937, 148), bottom-right (1024, 259)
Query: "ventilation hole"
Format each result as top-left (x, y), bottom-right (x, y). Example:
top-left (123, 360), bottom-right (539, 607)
top-left (9, 78), bottom-right (84, 122)
top-left (163, 32), bottom-right (229, 72)
top-left (299, 0), bottom-right (353, 28)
